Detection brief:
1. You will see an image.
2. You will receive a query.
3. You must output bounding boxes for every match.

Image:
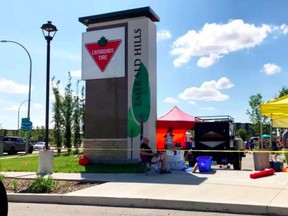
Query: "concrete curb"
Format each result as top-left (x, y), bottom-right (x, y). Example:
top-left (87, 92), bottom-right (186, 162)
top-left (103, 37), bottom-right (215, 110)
top-left (7, 193), bottom-right (284, 215)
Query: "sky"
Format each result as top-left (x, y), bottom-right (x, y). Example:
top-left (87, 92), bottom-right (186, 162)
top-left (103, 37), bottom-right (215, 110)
top-left (1, 0), bottom-right (288, 130)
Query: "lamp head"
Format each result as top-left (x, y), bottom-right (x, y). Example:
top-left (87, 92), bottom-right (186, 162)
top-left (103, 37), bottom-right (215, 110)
top-left (41, 21), bottom-right (57, 41)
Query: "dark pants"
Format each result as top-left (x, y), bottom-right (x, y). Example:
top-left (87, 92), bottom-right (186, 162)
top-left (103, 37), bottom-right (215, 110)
top-left (0, 181), bottom-right (8, 216)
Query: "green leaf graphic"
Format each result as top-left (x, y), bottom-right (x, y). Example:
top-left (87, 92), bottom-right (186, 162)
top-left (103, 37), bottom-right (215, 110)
top-left (98, 36), bottom-right (108, 46)
top-left (132, 63), bottom-right (151, 124)
top-left (127, 107), bottom-right (140, 138)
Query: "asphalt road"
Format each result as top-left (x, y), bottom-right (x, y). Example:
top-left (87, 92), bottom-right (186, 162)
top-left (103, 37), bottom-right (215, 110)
top-left (8, 203), bottom-right (264, 216)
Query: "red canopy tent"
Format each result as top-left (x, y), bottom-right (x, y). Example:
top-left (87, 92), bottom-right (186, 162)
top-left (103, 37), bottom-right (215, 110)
top-left (156, 106), bottom-right (199, 149)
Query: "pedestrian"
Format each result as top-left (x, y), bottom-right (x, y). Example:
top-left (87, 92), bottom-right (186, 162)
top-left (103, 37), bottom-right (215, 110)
top-left (164, 127), bottom-right (174, 149)
top-left (185, 130), bottom-right (192, 149)
top-left (245, 139), bottom-right (251, 150)
top-left (281, 128), bottom-right (288, 148)
top-left (250, 138), bottom-right (255, 151)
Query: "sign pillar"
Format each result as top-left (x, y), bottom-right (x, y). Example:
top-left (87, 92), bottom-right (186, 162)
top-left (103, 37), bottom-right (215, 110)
top-left (79, 7), bottom-right (159, 163)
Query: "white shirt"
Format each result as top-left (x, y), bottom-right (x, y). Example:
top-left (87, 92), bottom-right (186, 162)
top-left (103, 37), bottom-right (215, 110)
top-left (165, 132), bottom-right (174, 145)
top-left (185, 131), bottom-right (192, 142)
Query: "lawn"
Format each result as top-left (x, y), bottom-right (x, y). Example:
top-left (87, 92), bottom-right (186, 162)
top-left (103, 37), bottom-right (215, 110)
top-left (0, 154), bottom-right (144, 173)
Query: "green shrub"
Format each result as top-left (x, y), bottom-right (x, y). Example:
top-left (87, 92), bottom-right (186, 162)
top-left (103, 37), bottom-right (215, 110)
top-left (27, 175), bottom-right (58, 193)
top-left (12, 179), bottom-right (18, 192)
top-left (0, 173), bottom-right (5, 182)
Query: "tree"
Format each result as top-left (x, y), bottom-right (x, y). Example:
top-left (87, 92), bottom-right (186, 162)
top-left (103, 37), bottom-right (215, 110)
top-left (63, 72), bottom-right (74, 154)
top-left (50, 72), bottom-right (85, 154)
top-left (30, 126), bottom-right (45, 143)
top-left (236, 128), bottom-right (248, 141)
top-left (276, 86), bottom-right (288, 98)
top-left (246, 93), bottom-right (268, 148)
top-left (247, 93), bottom-right (263, 133)
top-left (73, 80), bottom-right (81, 154)
top-left (52, 77), bottom-right (64, 155)
top-left (6, 130), bottom-right (15, 137)
top-left (80, 85), bottom-right (85, 137)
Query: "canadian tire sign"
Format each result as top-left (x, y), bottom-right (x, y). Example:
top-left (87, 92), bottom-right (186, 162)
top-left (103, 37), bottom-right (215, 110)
top-left (82, 26), bottom-right (125, 80)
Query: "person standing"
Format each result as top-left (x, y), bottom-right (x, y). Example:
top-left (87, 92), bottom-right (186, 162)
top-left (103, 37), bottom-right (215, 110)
top-left (245, 139), bottom-right (250, 150)
top-left (280, 129), bottom-right (288, 163)
top-left (164, 127), bottom-right (174, 149)
top-left (250, 138), bottom-right (256, 151)
top-left (281, 128), bottom-right (288, 148)
top-left (185, 130), bottom-right (192, 149)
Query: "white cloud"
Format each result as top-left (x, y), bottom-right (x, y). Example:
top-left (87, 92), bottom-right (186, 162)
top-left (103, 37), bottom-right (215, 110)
top-left (70, 69), bottom-right (81, 78)
top-left (188, 101), bottom-right (196, 105)
top-left (171, 19), bottom-right (272, 67)
top-left (263, 63), bottom-right (281, 75)
top-left (273, 24), bottom-right (288, 35)
top-left (200, 107), bottom-right (215, 111)
top-left (0, 78), bottom-right (29, 94)
top-left (5, 105), bottom-right (21, 111)
top-left (163, 97), bottom-right (178, 103)
top-left (157, 30), bottom-right (172, 41)
top-left (197, 53), bottom-right (222, 68)
top-left (179, 77), bottom-right (233, 101)
top-left (33, 103), bottom-right (43, 109)
top-left (53, 48), bottom-right (81, 63)
top-left (280, 24), bottom-right (288, 34)
top-left (215, 77), bottom-right (234, 89)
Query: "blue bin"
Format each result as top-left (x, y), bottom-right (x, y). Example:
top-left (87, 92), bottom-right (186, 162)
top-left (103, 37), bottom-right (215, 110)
top-left (197, 156), bottom-right (212, 172)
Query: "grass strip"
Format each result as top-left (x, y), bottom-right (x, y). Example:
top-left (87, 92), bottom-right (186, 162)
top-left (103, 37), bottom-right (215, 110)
top-left (0, 154), bottom-right (143, 173)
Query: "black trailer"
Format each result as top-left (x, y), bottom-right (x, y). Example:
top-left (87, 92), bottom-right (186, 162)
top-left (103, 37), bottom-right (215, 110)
top-left (192, 115), bottom-right (245, 170)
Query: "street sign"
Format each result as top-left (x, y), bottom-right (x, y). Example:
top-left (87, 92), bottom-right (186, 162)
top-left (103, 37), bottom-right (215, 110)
top-left (21, 125), bottom-right (32, 131)
top-left (21, 118), bottom-right (32, 131)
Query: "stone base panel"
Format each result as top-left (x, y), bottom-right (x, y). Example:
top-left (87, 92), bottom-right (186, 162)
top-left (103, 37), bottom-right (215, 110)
top-left (83, 138), bottom-right (134, 164)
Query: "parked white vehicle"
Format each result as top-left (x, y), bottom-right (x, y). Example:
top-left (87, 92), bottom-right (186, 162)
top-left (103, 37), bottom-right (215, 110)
top-left (33, 142), bottom-right (45, 151)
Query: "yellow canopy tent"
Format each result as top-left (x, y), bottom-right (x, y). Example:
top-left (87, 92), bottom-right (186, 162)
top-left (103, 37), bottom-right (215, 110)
top-left (260, 94), bottom-right (288, 128)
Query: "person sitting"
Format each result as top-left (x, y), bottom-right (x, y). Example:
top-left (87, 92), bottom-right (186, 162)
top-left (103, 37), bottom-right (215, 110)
top-left (140, 137), bottom-right (171, 174)
top-left (271, 135), bottom-right (280, 161)
top-left (184, 136), bottom-right (194, 167)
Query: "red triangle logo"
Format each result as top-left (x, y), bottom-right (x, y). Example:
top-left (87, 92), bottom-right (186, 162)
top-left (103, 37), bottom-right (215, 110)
top-left (85, 37), bottom-right (122, 72)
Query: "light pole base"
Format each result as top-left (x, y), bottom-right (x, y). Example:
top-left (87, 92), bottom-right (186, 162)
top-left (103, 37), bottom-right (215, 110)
top-left (38, 150), bottom-right (54, 175)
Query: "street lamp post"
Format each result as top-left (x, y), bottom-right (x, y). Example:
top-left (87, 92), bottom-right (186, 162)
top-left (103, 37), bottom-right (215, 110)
top-left (0, 40), bottom-right (32, 154)
top-left (17, 100), bottom-right (28, 136)
top-left (41, 21), bottom-right (57, 151)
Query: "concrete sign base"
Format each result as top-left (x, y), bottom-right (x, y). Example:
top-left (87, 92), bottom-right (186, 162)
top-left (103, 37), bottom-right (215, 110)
top-left (38, 150), bottom-right (54, 175)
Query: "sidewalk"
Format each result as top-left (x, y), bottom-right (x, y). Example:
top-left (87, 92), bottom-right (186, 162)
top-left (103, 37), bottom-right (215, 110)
top-left (4, 167), bottom-right (288, 216)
